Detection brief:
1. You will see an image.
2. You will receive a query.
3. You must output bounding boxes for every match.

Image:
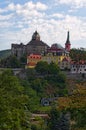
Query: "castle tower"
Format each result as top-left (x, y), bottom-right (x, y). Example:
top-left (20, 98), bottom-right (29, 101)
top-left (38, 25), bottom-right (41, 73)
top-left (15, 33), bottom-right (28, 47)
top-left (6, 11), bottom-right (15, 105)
top-left (65, 31), bottom-right (71, 52)
top-left (32, 30), bottom-right (40, 41)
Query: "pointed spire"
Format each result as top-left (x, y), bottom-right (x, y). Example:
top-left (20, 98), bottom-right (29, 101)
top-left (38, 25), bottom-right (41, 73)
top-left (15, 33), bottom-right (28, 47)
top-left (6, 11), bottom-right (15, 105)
top-left (66, 31), bottom-right (70, 43)
top-left (65, 31), bottom-right (71, 51)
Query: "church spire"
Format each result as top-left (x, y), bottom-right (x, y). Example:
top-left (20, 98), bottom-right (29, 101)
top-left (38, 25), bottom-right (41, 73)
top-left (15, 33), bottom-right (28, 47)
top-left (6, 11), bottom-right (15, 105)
top-left (66, 31), bottom-right (70, 43)
top-left (65, 31), bottom-right (71, 52)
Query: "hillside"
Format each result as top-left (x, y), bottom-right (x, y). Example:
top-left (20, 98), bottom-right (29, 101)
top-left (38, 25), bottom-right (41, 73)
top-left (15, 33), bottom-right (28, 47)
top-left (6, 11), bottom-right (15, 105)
top-left (0, 49), bottom-right (11, 59)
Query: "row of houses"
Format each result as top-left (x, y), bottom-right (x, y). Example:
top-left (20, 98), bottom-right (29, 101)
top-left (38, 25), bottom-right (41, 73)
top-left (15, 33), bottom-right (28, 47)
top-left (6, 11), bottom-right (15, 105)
top-left (26, 53), bottom-right (86, 74)
top-left (25, 53), bottom-right (70, 69)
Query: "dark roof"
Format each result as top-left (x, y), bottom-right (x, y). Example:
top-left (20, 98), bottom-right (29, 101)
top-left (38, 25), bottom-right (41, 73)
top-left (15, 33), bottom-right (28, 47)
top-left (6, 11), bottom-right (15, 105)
top-left (51, 43), bottom-right (64, 49)
top-left (27, 40), bottom-right (49, 47)
top-left (12, 43), bottom-right (25, 48)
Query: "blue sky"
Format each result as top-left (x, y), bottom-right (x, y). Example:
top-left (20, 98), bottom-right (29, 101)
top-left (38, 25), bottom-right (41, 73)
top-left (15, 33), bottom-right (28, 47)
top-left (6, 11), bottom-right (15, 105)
top-left (0, 0), bottom-right (86, 50)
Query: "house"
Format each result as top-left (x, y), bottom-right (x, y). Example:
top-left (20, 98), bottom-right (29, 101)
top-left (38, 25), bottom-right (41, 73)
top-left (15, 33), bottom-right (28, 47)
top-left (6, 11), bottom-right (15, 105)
top-left (71, 60), bottom-right (86, 74)
top-left (59, 57), bottom-right (71, 70)
top-left (26, 54), bottom-right (42, 68)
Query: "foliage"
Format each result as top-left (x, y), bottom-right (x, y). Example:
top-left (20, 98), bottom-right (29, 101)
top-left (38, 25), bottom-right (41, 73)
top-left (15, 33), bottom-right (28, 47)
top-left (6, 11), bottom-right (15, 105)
top-left (0, 53), bottom-right (27, 68)
top-left (58, 83), bottom-right (86, 129)
top-left (48, 106), bottom-right (70, 130)
top-left (35, 61), bottom-right (49, 74)
top-left (70, 48), bottom-right (86, 61)
top-left (48, 62), bottom-right (60, 74)
top-left (48, 106), bottom-right (60, 130)
top-left (34, 61), bottom-right (67, 96)
top-left (21, 80), bottom-right (40, 112)
top-left (0, 55), bottom-right (21, 68)
top-left (0, 70), bottom-right (31, 130)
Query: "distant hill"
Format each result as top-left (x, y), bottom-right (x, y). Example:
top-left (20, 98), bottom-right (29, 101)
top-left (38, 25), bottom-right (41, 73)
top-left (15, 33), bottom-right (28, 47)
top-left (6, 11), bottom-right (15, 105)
top-left (0, 49), bottom-right (11, 59)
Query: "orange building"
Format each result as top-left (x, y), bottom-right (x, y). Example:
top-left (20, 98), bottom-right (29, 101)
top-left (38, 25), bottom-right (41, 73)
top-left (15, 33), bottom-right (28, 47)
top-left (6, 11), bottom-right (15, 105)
top-left (26, 54), bottom-right (42, 68)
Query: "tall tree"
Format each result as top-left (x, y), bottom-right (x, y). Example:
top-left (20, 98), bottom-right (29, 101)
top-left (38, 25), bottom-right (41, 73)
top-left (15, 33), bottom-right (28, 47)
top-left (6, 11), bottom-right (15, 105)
top-left (0, 70), bottom-right (31, 130)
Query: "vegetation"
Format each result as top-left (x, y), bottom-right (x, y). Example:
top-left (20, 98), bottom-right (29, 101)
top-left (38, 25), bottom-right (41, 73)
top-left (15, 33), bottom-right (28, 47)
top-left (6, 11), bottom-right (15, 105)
top-left (0, 70), bottom-right (31, 130)
top-left (70, 48), bottom-right (86, 61)
top-left (0, 59), bottom-right (86, 130)
top-left (0, 55), bottom-right (27, 68)
top-left (0, 49), bottom-right (11, 59)
top-left (48, 107), bottom-right (70, 130)
top-left (58, 82), bottom-right (86, 130)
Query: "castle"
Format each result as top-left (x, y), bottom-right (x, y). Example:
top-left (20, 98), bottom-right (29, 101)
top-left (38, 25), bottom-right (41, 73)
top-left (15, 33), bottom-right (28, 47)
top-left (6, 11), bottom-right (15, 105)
top-left (11, 31), bottom-right (49, 58)
top-left (11, 30), bottom-right (71, 69)
top-left (11, 31), bottom-right (71, 57)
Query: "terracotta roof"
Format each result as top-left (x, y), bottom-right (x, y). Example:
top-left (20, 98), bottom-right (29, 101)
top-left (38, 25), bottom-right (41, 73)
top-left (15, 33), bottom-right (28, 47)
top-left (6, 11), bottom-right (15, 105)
top-left (28, 54), bottom-right (41, 59)
top-left (71, 60), bottom-right (86, 65)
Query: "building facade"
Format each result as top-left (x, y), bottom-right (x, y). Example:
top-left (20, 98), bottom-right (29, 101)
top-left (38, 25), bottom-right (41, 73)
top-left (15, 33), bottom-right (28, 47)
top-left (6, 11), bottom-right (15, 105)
top-left (71, 61), bottom-right (86, 74)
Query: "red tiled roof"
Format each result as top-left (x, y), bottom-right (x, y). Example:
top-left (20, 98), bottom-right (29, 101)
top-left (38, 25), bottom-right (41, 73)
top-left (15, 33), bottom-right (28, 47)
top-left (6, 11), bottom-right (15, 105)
top-left (71, 60), bottom-right (86, 65)
top-left (27, 54), bottom-right (41, 59)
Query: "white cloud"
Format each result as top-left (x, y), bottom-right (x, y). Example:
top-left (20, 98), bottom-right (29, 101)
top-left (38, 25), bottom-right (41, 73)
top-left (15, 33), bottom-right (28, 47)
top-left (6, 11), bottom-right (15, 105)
top-left (24, 1), bottom-right (47, 11)
top-left (0, 1), bottom-right (86, 50)
top-left (0, 14), bottom-right (13, 20)
top-left (55, 0), bottom-right (86, 8)
top-left (0, 21), bottom-right (13, 28)
top-left (51, 13), bottom-right (64, 18)
top-left (36, 2), bottom-right (48, 10)
top-left (7, 3), bottom-right (15, 11)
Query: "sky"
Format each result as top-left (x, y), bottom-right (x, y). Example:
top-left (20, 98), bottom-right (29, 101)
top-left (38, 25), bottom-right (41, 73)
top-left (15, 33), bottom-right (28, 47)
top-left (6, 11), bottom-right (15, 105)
top-left (0, 0), bottom-right (86, 50)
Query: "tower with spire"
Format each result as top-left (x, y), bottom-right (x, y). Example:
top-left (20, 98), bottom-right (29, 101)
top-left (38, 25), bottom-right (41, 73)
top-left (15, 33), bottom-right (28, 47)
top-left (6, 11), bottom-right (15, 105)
top-left (65, 31), bottom-right (71, 52)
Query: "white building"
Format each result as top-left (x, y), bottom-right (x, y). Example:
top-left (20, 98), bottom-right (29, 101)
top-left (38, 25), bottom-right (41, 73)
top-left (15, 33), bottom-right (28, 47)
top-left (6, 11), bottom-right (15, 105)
top-left (71, 61), bottom-right (86, 74)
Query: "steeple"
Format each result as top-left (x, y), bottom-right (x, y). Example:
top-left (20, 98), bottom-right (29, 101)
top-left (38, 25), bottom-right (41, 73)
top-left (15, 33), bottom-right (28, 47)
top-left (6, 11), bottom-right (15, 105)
top-left (65, 31), bottom-right (71, 52)
top-left (66, 31), bottom-right (70, 43)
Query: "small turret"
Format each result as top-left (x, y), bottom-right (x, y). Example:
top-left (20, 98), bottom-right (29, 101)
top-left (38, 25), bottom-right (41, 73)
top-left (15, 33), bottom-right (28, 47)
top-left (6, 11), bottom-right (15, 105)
top-left (65, 31), bottom-right (71, 52)
top-left (32, 31), bottom-right (40, 41)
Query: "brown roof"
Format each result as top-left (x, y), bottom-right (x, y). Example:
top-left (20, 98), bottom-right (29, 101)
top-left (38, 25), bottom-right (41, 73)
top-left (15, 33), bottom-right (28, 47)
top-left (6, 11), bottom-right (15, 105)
top-left (27, 40), bottom-right (49, 47)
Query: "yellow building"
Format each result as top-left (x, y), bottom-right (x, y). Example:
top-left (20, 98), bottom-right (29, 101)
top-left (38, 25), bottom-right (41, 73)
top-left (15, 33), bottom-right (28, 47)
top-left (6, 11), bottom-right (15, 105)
top-left (26, 53), bottom-right (68, 68)
top-left (42, 53), bottom-right (65, 65)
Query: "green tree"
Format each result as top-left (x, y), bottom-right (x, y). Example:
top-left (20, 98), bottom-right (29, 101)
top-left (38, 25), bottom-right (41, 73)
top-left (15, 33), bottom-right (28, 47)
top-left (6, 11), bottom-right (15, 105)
top-left (35, 61), bottom-right (49, 74)
top-left (0, 70), bottom-right (31, 130)
top-left (0, 55), bottom-right (21, 68)
top-left (21, 80), bottom-right (40, 112)
top-left (58, 83), bottom-right (86, 129)
top-left (48, 106), bottom-right (60, 130)
top-left (70, 48), bottom-right (86, 61)
top-left (48, 107), bottom-right (70, 130)
top-left (48, 62), bottom-right (60, 75)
